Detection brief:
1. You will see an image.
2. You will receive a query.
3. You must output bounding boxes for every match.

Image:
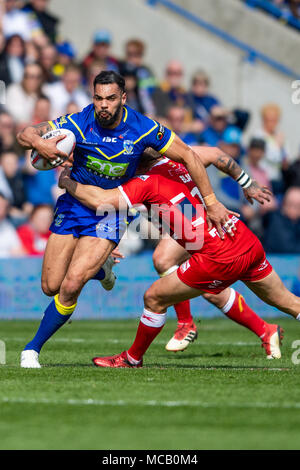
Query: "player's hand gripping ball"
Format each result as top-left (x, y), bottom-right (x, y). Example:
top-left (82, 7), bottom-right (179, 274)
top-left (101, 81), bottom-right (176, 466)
top-left (31, 128), bottom-right (76, 171)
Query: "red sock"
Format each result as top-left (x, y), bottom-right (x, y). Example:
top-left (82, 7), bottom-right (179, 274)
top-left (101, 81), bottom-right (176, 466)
top-left (221, 288), bottom-right (266, 338)
top-left (127, 309), bottom-right (167, 361)
top-left (174, 300), bottom-right (193, 324)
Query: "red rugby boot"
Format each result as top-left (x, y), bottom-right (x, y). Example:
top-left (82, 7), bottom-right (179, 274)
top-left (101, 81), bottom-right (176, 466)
top-left (92, 351), bottom-right (143, 368)
top-left (261, 324), bottom-right (284, 359)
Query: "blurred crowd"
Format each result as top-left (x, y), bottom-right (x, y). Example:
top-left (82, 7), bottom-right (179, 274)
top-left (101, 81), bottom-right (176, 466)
top-left (0, 0), bottom-right (300, 258)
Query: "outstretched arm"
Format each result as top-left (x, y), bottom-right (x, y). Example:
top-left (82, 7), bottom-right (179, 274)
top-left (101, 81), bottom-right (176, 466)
top-left (191, 145), bottom-right (273, 205)
top-left (58, 168), bottom-right (126, 210)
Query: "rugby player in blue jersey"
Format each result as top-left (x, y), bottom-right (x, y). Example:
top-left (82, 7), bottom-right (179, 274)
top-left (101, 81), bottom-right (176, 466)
top-left (17, 71), bottom-right (238, 368)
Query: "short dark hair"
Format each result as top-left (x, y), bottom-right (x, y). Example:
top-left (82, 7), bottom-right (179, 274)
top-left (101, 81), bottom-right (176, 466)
top-left (249, 137), bottom-right (265, 151)
top-left (93, 70), bottom-right (125, 93)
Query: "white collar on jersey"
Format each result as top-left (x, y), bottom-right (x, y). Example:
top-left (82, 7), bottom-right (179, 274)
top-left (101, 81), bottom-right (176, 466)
top-left (152, 157), bottom-right (169, 168)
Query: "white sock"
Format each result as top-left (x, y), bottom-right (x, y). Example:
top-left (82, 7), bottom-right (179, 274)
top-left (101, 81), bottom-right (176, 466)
top-left (296, 314), bottom-right (300, 321)
top-left (141, 308), bottom-right (167, 328)
top-left (126, 352), bottom-right (141, 365)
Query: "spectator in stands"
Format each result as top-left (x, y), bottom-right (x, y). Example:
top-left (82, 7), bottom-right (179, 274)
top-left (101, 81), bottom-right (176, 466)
top-left (86, 59), bottom-right (106, 97)
top-left (152, 60), bottom-right (187, 117)
top-left (66, 101), bottom-right (80, 115)
top-left (82, 29), bottom-right (119, 78)
top-left (246, 138), bottom-right (271, 190)
top-left (186, 70), bottom-right (220, 133)
top-left (0, 111), bottom-right (19, 152)
top-left (3, 0), bottom-right (47, 46)
top-left (24, 38), bottom-right (40, 63)
top-left (43, 64), bottom-right (89, 117)
top-left (253, 103), bottom-right (288, 195)
top-left (0, 192), bottom-right (24, 257)
top-left (263, 187), bottom-right (300, 253)
top-left (284, 0), bottom-right (300, 19)
top-left (5, 62), bottom-right (44, 124)
top-left (119, 39), bottom-right (156, 109)
top-left (123, 70), bottom-right (146, 114)
top-left (166, 105), bottom-right (199, 146)
top-left (0, 33), bottom-right (25, 86)
top-left (209, 126), bottom-right (244, 212)
top-left (17, 203), bottom-right (52, 255)
top-left (283, 147), bottom-right (300, 189)
top-left (39, 43), bottom-right (58, 83)
top-left (0, 150), bottom-right (30, 224)
top-left (22, 0), bottom-right (59, 44)
top-left (200, 105), bottom-right (229, 147)
top-left (32, 95), bottom-right (51, 124)
top-left (55, 41), bottom-right (76, 76)
top-left (241, 138), bottom-right (277, 235)
top-left (120, 43), bottom-right (156, 116)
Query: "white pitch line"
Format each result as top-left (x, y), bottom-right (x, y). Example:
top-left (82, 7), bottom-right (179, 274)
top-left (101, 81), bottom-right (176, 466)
top-left (3, 337), bottom-right (259, 346)
top-left (1, 397), bottom-right (300, 410)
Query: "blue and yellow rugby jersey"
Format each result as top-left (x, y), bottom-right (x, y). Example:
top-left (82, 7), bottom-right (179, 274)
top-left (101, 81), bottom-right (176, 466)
top-left (49, 104), bottom-right (174, 189)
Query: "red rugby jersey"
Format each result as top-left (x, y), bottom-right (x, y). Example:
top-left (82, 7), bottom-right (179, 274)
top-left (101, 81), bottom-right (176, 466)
top-left (118, 158), bottom-right (258, 261)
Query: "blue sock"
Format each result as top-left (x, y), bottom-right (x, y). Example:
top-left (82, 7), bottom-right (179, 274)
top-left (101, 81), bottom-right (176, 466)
top-left (24, 295), bottom-right (77, 353)
top-left (92, 267), bottom-right (105, 281)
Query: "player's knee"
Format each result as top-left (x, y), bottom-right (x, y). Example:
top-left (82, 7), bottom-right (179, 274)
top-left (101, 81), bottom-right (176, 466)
top-left (144, 287), bottom-right (165, 313)
top-left (152, 250), bottom-right (172, 275)
top-left (41, 279), bottom-right (59, 297)
top-left (60, 274), bottom-right (83, 299)
top-left (203, 292), bottom-right (224, 308)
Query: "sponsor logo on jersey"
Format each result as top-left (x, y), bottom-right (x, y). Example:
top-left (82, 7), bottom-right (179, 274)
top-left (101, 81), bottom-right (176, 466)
top-left (258, 259), bottom-right (268, 271)
top-left (102, 137), bottom-right (117, 143)
top-left (156, 124), bottom-right (165, 141)
top-left (208, 280), bottom-right (223, 289)
top-left (136, 175), bottom-right (150, 181)
top-left (96, 222), bottom-right (114, 233)
top-left (123, 140), bottom-right (134, 155)
top-left (58, 116), bottom-right (67, 127)
top-left (118, 129), bottom-right (130, 140)
top-left (180, 260), bottom-right (190, 273)
top-left (54, 213), bottom-right (65, 227)
top-left (86, 155), bottom-right (129, 178)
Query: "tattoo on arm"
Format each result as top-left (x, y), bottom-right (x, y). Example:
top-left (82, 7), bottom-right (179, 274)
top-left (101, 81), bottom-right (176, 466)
top-left (33, 121), bottom-right (52, 137)
top-left (215, 153), bottom-right (242, 179)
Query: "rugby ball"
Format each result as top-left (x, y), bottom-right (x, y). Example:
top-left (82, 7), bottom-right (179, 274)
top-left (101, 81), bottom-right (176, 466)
top-left (31, 128), bottom-right (76, 171)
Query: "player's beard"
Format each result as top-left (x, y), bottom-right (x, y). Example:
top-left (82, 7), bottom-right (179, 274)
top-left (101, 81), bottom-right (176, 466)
top-left (96, 101), bottom-right (123, 128)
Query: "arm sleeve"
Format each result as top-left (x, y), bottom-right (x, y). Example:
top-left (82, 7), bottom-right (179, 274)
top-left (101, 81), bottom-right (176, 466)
top-left (48, 112), bottom-right (84, 141)
top-left (118, 175), bottom-right (157, 207)
top-left (144, 119), bottom-right (175, 154)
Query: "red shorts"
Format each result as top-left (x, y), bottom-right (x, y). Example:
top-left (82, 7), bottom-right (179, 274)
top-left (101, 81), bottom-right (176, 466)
top-left (177, 238), bottom-right (272, 294)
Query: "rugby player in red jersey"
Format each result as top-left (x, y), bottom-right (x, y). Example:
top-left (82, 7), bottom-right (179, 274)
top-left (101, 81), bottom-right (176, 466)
top-left (59, 151), bottom-right (300, 367)
top-left (151, 146), bottom-right (273, 353)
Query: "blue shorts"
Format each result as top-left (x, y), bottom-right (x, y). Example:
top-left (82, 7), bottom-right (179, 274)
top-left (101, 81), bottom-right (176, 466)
top-left (50, 193), bottom-right (133, 245)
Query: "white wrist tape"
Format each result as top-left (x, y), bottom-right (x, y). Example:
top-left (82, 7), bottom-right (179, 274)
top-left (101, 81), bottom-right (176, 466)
top-left (236, 170), bottom-right (252, 189)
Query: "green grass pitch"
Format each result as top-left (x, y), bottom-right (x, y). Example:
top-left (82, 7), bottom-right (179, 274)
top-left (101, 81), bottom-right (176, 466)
top-left (1, 317), bottom-right (300, 450)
